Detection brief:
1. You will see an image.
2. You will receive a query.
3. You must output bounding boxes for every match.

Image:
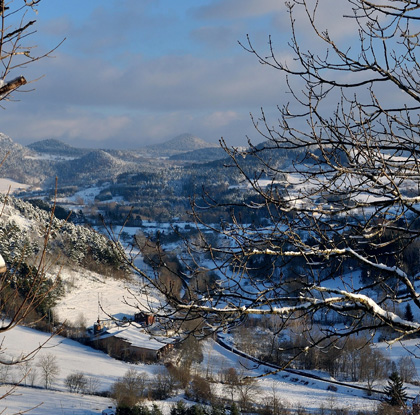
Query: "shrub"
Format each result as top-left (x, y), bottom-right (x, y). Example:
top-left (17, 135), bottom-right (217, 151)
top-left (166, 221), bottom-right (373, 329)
top-left (149, 368), bottom-right (173, 400)
top-left (65, 372), bottom-right (88, 394)
top-left (166, 361), bottom-right (191, 388)
top-left (185, 375), bottom-right (212, 403)
top-left (170, 401), bottom-right (189, 415)
top-left (116, 404), bottom-right (161, 415)
top-left (112, 369), bottom-right (148, 408)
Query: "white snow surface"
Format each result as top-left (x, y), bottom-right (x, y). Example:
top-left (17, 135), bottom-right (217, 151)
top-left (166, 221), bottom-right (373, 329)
top-left (0, 324), bottom-right (381, 415)
top-left (56, 185), bottom-right (108, 205)
top-left (0, 325), bottom-right (137, 414)
top-left (0, 386), bottom-right (114, 415)
top-left (103, 323), bottom-right (173, 350)
top-left (52, 266), bottom-right (149, 325)
top-left (0, 208), bottom-right (409, 414)
top-left (0, 261), bottom-right (384, 414)
top-left (0, 178), bottom-right (30, 193)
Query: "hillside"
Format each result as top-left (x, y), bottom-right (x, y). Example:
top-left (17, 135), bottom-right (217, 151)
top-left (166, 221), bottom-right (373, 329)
top-left (54, 150), bottom-right (143, 185)
top-left (0, 133), bottom-right (54, 185)
top-left (0, 324), bottom-right (381, 414)
top-left (0, 132), bottom-right (229, 192)
top-left (0, 193), bottom-right (126, 276)
top-left (0, 158), bottom-right (417, 415)
top-left (27, 138), bottom-right (88, 158)
top-left (169, 146), bottom-right (227, 162)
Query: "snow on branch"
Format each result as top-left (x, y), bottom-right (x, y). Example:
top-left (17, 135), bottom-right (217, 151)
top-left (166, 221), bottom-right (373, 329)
top-left (249, 246), bottom-right (409, 280)
top-left (314, 286), bottom-right (420, 332)
top-left (0, 76), bottom-right (27, 95)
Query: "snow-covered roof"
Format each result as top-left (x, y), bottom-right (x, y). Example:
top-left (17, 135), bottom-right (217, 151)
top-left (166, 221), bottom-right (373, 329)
top-left (0, 254), bottom-right (6, 273)
top-left (99, 323), bottom-right (173, 351)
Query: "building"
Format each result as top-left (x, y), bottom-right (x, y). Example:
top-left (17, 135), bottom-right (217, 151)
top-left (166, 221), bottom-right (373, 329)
top-left (91, 322), bottom-right (174, 362)
top-left (0, 254), bottom-right (6, 274)
top-left (134, 311), bottom-right (155, 326)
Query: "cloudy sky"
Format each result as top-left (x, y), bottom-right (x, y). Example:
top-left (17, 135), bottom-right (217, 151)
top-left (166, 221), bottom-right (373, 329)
top-left (1, 0), bottom-right (357, 149)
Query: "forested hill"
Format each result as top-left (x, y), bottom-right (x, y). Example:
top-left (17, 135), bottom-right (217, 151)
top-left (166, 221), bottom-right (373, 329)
top-left (0, 194), bottom-right (126, 274)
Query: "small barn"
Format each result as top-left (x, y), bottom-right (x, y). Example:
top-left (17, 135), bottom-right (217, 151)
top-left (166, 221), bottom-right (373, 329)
top-left (134, 311), bottom-right (155, 326)
top-left (92, 322), bottom-right (174, 362)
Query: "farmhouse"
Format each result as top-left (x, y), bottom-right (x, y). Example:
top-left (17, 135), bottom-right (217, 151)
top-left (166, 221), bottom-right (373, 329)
top-left (92, 321), bottom-right (174, 362)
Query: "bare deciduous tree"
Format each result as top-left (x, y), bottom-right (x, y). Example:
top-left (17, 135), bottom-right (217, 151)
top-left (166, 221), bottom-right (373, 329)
top-left (37, 353), bottom-right (60, 389)
top-left (111, 0), bottom-right (420, 369)
top-left (112, 369), bottom-right (149, 408)
top-left (0, 0), bottom-right (63, 401)
top-left (0, 0), bottom-right (62, 102)
top-left (221, 367), bottom-right (239, 403)
top-left (65, 372), bottom-right (88, 394)
top-left (398, 356), bottom-right (417, 383)
top-left (236, 373), bottom-right (260, 412)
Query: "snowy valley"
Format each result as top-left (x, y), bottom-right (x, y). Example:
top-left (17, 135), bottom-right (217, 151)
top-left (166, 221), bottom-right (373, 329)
top-left (0, 134), bottom-right (419, 415)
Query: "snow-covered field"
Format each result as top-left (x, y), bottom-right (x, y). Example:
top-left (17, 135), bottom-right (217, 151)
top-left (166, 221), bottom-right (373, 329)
top-left (51, 266), bottom-right (149, 325)
top-left (4, 260), bottom-right (420, 415)
top-left (56, 185), bottom-right (108, 205)
top-left (0, 324), bottom-right (381, 415)
top-left (0, 261), bottom-right (386, 415)
top-left (1, 386), bottom-right (113, 415)
top-left (0, 178), bottom-right (30, 194)
top-left (0, 184), bottom-right (417, 414)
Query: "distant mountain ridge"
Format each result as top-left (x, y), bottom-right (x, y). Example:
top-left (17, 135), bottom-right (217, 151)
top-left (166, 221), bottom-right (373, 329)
top-left (169, 147), bottom-right (227, 162)
top-left (139, 133), bottom-right (219, 157)
top-left (0, 132), bottom-right (29, 156)
top-left (0, 133), bottom-right (55, 184)
top-left (0, 132), bottom-right (226, 187)
top-left (27, 133), bottom-right (219, 159)
top-left (55, 150), bottom-right (142, 184)
top-left (28, 138), bottom-right (88, 157)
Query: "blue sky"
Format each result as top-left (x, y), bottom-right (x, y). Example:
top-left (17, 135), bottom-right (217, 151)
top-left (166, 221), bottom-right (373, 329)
top-left (1, 0), bottom-right (356, 149)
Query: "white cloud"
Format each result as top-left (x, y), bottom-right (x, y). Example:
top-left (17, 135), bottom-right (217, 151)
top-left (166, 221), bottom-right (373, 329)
top-left (2, 0), bottom-right (368, 150)
top-left (271, 0), bottom-right (360, 42)
top-left (3, 110), bottom-right (132, 144)
top-left (202, 111), bottom-right (241, 128)
top-left (192, 0), bottom-right (285, 20)
top-left (190, 25), bottom-right (239, 50)
top-left (27, 49), bottom-right (292, 113)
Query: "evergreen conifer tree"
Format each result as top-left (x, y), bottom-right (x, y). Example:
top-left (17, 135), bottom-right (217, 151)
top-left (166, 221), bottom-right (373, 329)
top-left (405, 304), bottom-right (414, 323)
top-left (230, 403), bottom-right (240, 415)
top-left (383, 372), bottom-right (408, 407)
top-left (170, 401), bottom-right (188, 415)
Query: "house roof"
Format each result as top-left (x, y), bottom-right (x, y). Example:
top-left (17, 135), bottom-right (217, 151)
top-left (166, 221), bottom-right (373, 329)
top-left (0, 254), bottom-right (6, 273)
top-left (98, 322), bottom-right (174, 351)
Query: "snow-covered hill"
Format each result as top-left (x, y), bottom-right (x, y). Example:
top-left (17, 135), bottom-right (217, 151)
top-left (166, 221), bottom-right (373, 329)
top-left (51, 265), bottom-right (148, 325)
top-left (139, 133), bottom-right (219, 157)
top-left (0, 324), bottom-right (381, 415)
top-left (54, 149), bottom-right (143, 185)
top-left (28, 138), bottom-right (88, 158)
top-left (0, 133), bottom-right (55, 185)
top-left (0, 194), bottom-right (125, 270)
top-left (0, 193), bottom-right (416, 415)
